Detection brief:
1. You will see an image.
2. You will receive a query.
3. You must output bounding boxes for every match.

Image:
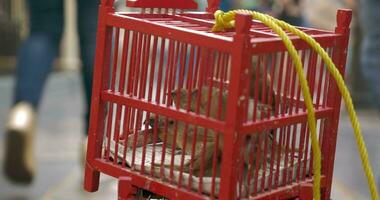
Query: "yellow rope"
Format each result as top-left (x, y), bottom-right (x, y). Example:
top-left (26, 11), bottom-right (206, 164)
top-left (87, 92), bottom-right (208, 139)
top-left (268, 16), bottom-right (379, 200)
top-left (213, 10), bottom-right (321, 199)
top-left (212, 9), bottom-right (380, 200)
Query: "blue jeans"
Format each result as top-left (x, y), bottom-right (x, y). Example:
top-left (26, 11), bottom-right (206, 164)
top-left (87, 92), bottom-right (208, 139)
top-left (359, 0), bottom-right (380, 109)
top-left (13, 0), bottom-right (98, 134)
top-left (220, 0), bottom-right (232, 11)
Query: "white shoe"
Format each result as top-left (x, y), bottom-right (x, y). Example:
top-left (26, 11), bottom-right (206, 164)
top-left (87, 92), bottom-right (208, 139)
top-left (3, 102), bottom-right (36, 184)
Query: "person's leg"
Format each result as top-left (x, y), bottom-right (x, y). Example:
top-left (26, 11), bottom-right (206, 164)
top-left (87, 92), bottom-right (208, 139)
top-left (4, 0), bottom-right (64, 184)
top-left (13, 0), bottom-right (64, 108)
top-left (359, 0), bottom-right (380, 110)
top-left (77, 0), bottom-right (98, 135)
top-left (220, 0), bottom-right (232, 11)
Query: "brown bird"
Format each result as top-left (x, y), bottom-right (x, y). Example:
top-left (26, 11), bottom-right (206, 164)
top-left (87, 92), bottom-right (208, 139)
top-left (149, 86), bottom-right (226, 177)
top-left (149, 85), bottom-right (276, 178)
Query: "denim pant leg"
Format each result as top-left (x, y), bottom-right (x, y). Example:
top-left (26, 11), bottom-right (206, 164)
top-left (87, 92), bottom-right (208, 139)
top-left (13, 0), bottom-right (64, 108)
top-left (220, 0), bottom-right (232, 11)
top-left (77, 0), bottom-right (99, 134)
top-left (359, 0), bottom-right (380, 109)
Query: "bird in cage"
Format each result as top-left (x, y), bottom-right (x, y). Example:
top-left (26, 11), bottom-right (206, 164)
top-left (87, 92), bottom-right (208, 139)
top-left (149, 85), bottom-right (277, 178)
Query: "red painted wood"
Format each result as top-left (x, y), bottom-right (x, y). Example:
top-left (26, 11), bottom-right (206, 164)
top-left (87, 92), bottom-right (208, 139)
top-left (321, 9), bottom-right (352, 200)
top-left (127, 0), bottom-right (198, 10)
top-left (118, 177), bottom-right (138, 199)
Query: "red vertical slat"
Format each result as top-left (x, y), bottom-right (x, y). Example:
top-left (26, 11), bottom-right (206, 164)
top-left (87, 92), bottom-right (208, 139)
top-left (140, 33), bottom-right (152, 174)
top-left (259, 57), bottom-right (269, 191)
top-left (287, 49), bottom-right (299, 184)
top-left (267, 52), bottom-right (277, 191)
top-left (295, 50), bottom-right (308, 182)
top-left (151, 38), bottom-right (165, 177)
top-left (147, 36), bottom-right (158, 102)
top-left (177, 44), bottom-right (194, 186)
top-left (251, 56), bottom-right (259, 123)
top-left (168, 41), bottom-right (181, 183)
top-left (194, 48), bottom-right (207, 194)
top-left (307, 50), bottom-right (318, 178)
top-left (315, 51), bottom-right (325, 109)
top-left (192, 46), bottom-right (201, 89)
top-left (113, 29), bottom-right (131, 165)
top-left (105, 28), bottom-right (120, 160)
top-left (177, 43), bottom-right (188, 89)
top-left (146, 36), bottom-right (158, 175)
top-left (84, 4), bottom-right (115, 192)
top-left (281, 53), bottom-right (293, 185)
top-left (131, 32), bottom-right (144, 168)
top-left (211, 52), bottom-right (226, 197)
top-left (322, 10), bottom-right (351, 199)
top-left (185, 45), bottom-right (195, 90)
top-left (157, 40), bottom-right (173, 177)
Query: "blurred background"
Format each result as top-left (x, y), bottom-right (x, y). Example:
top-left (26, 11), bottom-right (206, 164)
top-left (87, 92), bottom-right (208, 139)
top-left (0, 0), bottom-right (379, 199)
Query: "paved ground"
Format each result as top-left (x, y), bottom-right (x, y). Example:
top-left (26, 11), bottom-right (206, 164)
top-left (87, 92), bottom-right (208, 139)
top-left (0, 72), bottom-right (118, 200)
top-left (0, 71), bottom-right (379, 199)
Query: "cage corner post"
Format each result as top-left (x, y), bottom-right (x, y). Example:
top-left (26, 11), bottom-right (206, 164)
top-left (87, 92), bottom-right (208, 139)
top-left (320, 9), bottom-right (352, 200)
top-left (218, 13), bottom-right (252, 200)
top-left (84, 0), bottom-right (115, 192)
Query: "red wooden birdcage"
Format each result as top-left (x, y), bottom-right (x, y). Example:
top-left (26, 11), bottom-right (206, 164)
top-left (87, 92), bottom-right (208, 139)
top-left (84, 0), bottom-right (352, 199)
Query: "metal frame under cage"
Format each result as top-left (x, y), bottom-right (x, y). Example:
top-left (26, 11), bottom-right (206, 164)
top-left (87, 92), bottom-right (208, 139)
top-left (84, 0), bottom-right (352, 199)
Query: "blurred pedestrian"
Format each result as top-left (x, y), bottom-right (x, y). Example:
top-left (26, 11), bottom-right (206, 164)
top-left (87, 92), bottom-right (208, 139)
top-left (356, 0), bottom-right (380, 111)
top-left (273, 0), bottom-right (305, 26)
top-left (3, 0), bottom-right (98, 184)
top-left (239, 0), bottom-right (274, 13)
top-left (220, 0), bottom-right (233, 11)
